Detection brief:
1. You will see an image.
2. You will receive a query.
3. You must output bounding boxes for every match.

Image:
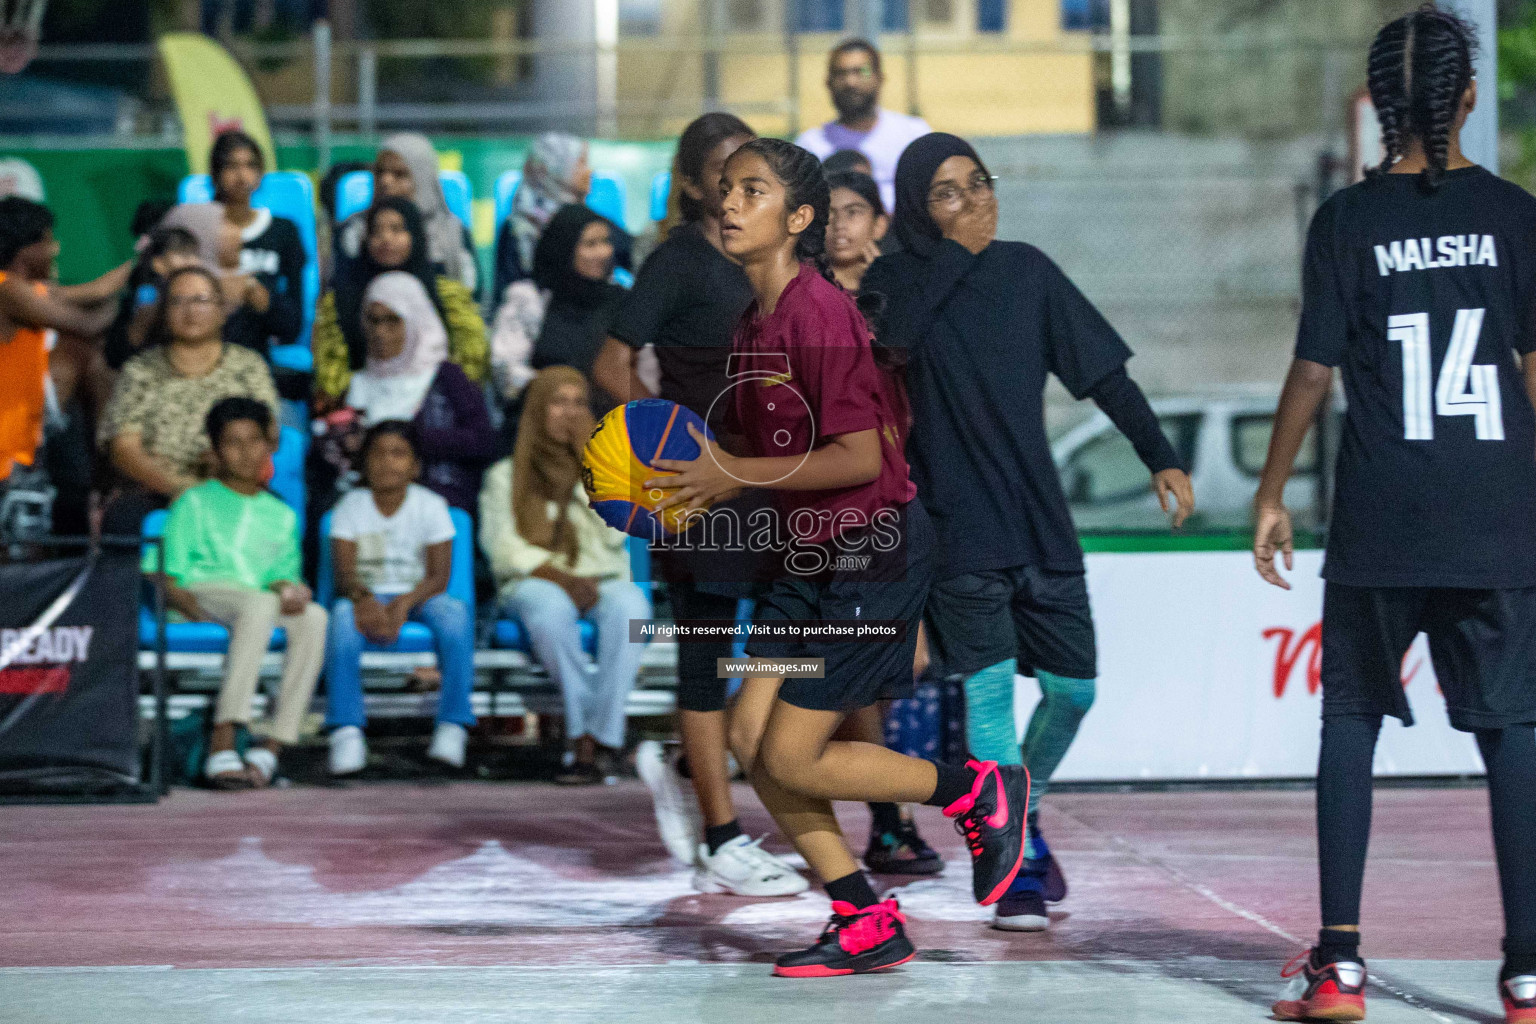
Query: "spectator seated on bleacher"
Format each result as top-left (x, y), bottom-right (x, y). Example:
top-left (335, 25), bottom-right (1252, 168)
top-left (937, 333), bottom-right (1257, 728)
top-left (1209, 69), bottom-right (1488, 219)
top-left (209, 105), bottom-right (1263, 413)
top-left (493, 132), bottom-right (633, 321)
top-left (333, 133), bottom-right (477, 295)
top-left (99, 266), bottom-right (280, 534)
top-left (313, 198), bottom-right (486, 409)
top-left (155, 397), bottom-right (326, 789)
top-left (204, 131), bottom-right (307, 363)
top-left (490, 204), bottom-right (625, 413)
top-left (0, 196), bottom-right (132, 536)
top-left (103, 226), bottom-right (201, 371)
top-left (478, 367), bottom-right (649, 785)
top-left (340, 272), bottom-right (495, 514)
top-left (324, 420), bottom-right (476, 776)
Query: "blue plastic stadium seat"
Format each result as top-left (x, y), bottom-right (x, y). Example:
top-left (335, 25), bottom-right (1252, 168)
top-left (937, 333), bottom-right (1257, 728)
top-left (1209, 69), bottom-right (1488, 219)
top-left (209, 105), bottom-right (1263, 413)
top-left (585, 173), bottom-right (626, 231)
top-left (138, 509), bottom-right (290, 653)
top-left (269, 426), bottom-right (306, 534)
top-left (438, 170), bottom-right (473, 230)
top-left (333, 169), bottom-right (472, 231)
top-left (649, 170), bottom-right (671, 223)
top-left (316, 505), bottom-right (476, 655)
top-left (493, 170), bottom-right (523, 235)
top-left (179, 171), bottom-right (321, 354)
top-left (335, 169), bottom-right (374, 223)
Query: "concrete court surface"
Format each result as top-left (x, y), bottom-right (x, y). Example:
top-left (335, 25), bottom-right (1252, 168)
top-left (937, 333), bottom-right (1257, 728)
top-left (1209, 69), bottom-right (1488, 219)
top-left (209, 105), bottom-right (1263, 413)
top-left (0, 781), bottom-right (1516, 1023)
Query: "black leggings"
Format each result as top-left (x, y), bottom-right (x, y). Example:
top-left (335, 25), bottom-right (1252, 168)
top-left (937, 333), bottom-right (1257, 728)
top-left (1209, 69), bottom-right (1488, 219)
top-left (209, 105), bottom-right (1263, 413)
top-left (671, 580), bottom-right (739, 713)
top-left (1319, 714), bottom-right (1536, 947)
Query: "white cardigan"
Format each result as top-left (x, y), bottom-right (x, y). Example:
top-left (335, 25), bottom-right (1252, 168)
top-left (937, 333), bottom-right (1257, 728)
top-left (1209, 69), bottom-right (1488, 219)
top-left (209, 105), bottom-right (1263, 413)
top-left (477, 457), bottom-right (630, 592)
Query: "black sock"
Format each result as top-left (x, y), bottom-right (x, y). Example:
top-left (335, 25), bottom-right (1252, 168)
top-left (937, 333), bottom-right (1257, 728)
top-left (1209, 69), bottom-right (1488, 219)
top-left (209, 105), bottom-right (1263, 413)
top-left (1316, 928), bottom-right (1361, 965)
top-left (824, 870), bottom-right (879, 909)
top-left (868, 802), bottom-right (902, 834)
top-left (704, 819), bottom-right (742, 855)
top-left (922, 760), bottom-right (976, 810)
top-left (1504, 937), bottom-right (1536, 979)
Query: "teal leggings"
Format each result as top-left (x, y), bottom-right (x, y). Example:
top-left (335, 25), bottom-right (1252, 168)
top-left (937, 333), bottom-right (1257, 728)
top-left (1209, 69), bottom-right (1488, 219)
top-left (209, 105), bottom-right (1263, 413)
top-left (963, 659), bottom-right (1096, 854)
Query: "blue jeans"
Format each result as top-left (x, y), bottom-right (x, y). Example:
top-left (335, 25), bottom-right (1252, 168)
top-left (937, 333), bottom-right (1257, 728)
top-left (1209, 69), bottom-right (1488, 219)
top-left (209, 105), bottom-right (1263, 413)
top-left (325, 592), bottom-right (477, 729)
top-left (505, 577), bottom-right (650, 750)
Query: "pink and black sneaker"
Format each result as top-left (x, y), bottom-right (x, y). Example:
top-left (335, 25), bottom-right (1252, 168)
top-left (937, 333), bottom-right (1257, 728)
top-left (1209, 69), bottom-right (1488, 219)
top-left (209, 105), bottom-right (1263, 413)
top-left (943, 759), bottom-right (1029, 906)
top-left (1272, 948), bottom-right (1366, 1022)
top-left (772, 898), bottom-right (915, 978)
top-left (1503, 973), bottom-right (1536, 1023)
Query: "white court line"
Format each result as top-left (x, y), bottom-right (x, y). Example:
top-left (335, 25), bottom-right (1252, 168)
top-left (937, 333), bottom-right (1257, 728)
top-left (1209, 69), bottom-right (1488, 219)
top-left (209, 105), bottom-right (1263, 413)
top-left (1051, 805), bottom-right (1457, 1024)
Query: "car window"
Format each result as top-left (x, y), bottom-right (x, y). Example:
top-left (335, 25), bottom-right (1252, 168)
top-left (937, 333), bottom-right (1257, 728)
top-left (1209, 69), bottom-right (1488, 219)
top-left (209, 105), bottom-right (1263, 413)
top-left (1232, 414), bottom-right (1318, 477)
top-left (1063, 413), bottom-right (1202, 505)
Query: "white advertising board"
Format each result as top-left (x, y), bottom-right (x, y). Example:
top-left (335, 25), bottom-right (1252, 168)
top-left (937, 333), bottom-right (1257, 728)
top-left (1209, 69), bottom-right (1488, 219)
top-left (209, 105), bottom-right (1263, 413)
top-left (1020, 550), bottom-right (1486, 781)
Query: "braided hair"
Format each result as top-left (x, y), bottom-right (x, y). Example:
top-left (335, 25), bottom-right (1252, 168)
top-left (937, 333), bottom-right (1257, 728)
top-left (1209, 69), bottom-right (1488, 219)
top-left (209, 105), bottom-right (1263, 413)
top-left (1365, 4), bottom-right (1476, 193)
top-left (731, 137), bottom-right (887, 334)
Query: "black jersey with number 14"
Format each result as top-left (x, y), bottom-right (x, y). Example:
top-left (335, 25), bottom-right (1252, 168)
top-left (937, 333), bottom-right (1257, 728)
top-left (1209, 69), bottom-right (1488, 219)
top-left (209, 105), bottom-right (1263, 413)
top-left (1297, 166), bottom-right (1536, 589)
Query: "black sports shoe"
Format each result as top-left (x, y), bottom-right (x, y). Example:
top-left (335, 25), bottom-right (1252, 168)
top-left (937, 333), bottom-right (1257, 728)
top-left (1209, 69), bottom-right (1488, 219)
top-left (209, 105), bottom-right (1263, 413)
top-left (992, 883), bottom-right (1048, 932)
top-left (1027, 814), bottom-right (1069, 903)
top-left (942, 759), bottom-right (1029, 906)
top-left (773, 898), bottom-right (915, 978)
top-left (864, 818), bottom-right (944, 875)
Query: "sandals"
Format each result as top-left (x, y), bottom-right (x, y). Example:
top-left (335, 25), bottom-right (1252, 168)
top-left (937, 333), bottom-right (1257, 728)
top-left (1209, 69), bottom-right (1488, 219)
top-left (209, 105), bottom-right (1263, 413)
top-left (204, 749), bottom-right (252, 789)
top-left (204, 747), bottom-right (279, 789)
top-left (244, 747), bottom-right (278, 788)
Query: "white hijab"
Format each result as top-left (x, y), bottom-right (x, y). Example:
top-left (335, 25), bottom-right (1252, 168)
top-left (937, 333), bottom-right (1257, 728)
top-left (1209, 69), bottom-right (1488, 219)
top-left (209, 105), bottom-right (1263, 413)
top-left (379, 132), bottom-right (473, 286)
top-left (345, 271), bottom-right (449, 424)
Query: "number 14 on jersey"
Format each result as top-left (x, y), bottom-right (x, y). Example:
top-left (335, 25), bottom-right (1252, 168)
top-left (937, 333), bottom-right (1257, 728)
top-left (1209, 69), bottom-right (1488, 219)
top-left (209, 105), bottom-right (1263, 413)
top-left (1390, 307), bottom-right (1505, 441)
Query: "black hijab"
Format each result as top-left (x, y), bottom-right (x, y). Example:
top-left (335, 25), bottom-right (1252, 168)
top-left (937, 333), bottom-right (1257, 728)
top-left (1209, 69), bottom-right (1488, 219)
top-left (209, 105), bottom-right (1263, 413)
top-left (530, 203), bottom-right (623, 388)
top-left (532, 204), bottom-right (618, 310)
top-left (335, 196), bottom-right (445, 370)
top-left (892, 132), bottom-right (991, 259)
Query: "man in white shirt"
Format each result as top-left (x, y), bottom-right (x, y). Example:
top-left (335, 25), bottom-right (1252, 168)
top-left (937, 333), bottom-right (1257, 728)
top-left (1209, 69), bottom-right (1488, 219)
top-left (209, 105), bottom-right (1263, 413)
top-left (795, 38), bottom-right (932, 213)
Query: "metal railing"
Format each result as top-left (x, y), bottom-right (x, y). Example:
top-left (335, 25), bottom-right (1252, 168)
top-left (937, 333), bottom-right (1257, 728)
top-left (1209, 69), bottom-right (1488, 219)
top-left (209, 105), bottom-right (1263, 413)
top-left (15, 26), bottom-right (1378, 142)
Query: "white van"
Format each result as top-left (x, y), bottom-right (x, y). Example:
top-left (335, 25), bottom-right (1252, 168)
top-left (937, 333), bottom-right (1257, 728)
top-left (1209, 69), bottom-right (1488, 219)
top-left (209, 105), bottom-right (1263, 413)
top-left (1052, 390), bottom-right (1341, 532)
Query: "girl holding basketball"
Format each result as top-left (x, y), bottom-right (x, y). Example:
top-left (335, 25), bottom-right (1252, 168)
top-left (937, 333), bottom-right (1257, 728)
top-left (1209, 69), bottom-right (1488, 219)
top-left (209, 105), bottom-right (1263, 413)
top-left (647, 138), bottom-right (1028, 977)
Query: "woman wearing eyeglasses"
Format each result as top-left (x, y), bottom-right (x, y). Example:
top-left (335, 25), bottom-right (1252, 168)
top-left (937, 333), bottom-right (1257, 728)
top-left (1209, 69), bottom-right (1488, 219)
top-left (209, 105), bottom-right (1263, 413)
top-left (99, 265), bottom-right (281, 533)
top-left (863, 132), bottom-right (1196, 932)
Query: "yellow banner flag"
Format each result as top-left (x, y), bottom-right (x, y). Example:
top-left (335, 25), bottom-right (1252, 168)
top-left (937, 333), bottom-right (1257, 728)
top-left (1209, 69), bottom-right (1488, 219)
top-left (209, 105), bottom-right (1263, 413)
top-left (157, 33), bottom-right (275, 175)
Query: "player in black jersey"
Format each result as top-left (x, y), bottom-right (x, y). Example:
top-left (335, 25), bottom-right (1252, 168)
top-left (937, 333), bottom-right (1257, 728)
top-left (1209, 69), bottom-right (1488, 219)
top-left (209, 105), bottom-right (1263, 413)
top-left (1254, 9), bottom-right (1536, 1023)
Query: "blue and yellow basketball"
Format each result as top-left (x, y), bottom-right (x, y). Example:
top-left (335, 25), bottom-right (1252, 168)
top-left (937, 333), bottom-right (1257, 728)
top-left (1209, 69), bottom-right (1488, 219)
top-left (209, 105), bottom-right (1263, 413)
top-left (583, 399), bottom-right (716, 539)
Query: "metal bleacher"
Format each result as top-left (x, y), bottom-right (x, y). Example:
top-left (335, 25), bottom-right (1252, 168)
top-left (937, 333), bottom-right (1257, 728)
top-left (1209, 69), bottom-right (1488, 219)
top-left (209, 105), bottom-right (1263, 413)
top-left (138, 509), bottom-right (677, 725)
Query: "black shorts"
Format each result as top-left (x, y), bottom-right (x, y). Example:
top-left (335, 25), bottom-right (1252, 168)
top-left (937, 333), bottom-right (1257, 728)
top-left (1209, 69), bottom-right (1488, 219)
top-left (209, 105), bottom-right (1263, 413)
top-left (925, 565), bottom-right (1097, 680)
top-left (1321, 582), bottom-right (1536, 731)
top-left (746, 502), bottom-right (932, 713)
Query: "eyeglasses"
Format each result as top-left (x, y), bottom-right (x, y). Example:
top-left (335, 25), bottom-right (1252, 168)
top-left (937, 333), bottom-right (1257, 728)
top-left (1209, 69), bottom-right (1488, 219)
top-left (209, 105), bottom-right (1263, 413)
top-left (166, 295), bottom-right (218, 309)
top-left (830, 65), bottom-right (875, 82)
top-left (927, 173), bottom-right (998, 208)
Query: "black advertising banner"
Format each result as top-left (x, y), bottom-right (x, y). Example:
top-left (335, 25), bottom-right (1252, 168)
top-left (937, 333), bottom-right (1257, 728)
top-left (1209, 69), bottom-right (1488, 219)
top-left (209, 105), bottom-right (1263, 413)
top-left (0, 547), bottom-right (141, 794)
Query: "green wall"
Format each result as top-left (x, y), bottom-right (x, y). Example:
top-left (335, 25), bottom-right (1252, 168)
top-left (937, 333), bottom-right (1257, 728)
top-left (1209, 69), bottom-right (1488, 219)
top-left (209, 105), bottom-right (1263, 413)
top-left (1, 136), bottom-right (677, 284)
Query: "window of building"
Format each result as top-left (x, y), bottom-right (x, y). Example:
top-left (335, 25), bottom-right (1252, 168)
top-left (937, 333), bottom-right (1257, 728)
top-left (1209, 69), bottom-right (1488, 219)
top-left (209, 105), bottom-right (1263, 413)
top-left (794, 0), bottom-right (845, 31)
top-left (620, 0), bottom-right (663, 35)
top-left (977, 0), bottom-right (1006, 32)
top-left (1061, 0), bottom-right (1110, 31)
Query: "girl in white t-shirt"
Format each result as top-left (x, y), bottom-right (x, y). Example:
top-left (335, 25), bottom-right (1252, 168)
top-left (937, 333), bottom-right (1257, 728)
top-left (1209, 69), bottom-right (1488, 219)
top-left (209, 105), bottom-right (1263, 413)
top-left (324, 420), bottom-right (476, 775)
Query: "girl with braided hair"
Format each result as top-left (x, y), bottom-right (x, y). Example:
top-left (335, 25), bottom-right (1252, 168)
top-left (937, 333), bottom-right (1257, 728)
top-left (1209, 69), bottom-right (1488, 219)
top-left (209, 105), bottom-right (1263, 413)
top-left (648, 137), bottom-right (1028, 977)
top-left (1256, 8), bottom-right (1536, 1022)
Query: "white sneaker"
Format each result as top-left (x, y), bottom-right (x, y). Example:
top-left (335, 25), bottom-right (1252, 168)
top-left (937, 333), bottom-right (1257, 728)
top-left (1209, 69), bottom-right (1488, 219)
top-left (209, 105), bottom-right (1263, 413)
top-left (328, 726), bottom-right (367, 776)
top-left (427, 722), bottom-right (468, 769)
top-left (692, 835), bottom-right (809, 897)
top-left (636, 739), bottom-right (702, 866)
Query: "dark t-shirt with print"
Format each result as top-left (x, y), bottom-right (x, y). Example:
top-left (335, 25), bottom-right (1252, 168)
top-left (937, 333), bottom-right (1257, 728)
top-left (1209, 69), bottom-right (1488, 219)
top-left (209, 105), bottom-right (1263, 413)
top-left (1296, 166), bottom-right (1536, 588)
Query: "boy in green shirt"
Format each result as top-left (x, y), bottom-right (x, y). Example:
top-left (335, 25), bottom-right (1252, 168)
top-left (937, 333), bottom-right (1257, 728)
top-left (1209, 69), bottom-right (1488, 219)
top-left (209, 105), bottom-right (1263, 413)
top-left (158, 397), bottom-right (327, 788)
